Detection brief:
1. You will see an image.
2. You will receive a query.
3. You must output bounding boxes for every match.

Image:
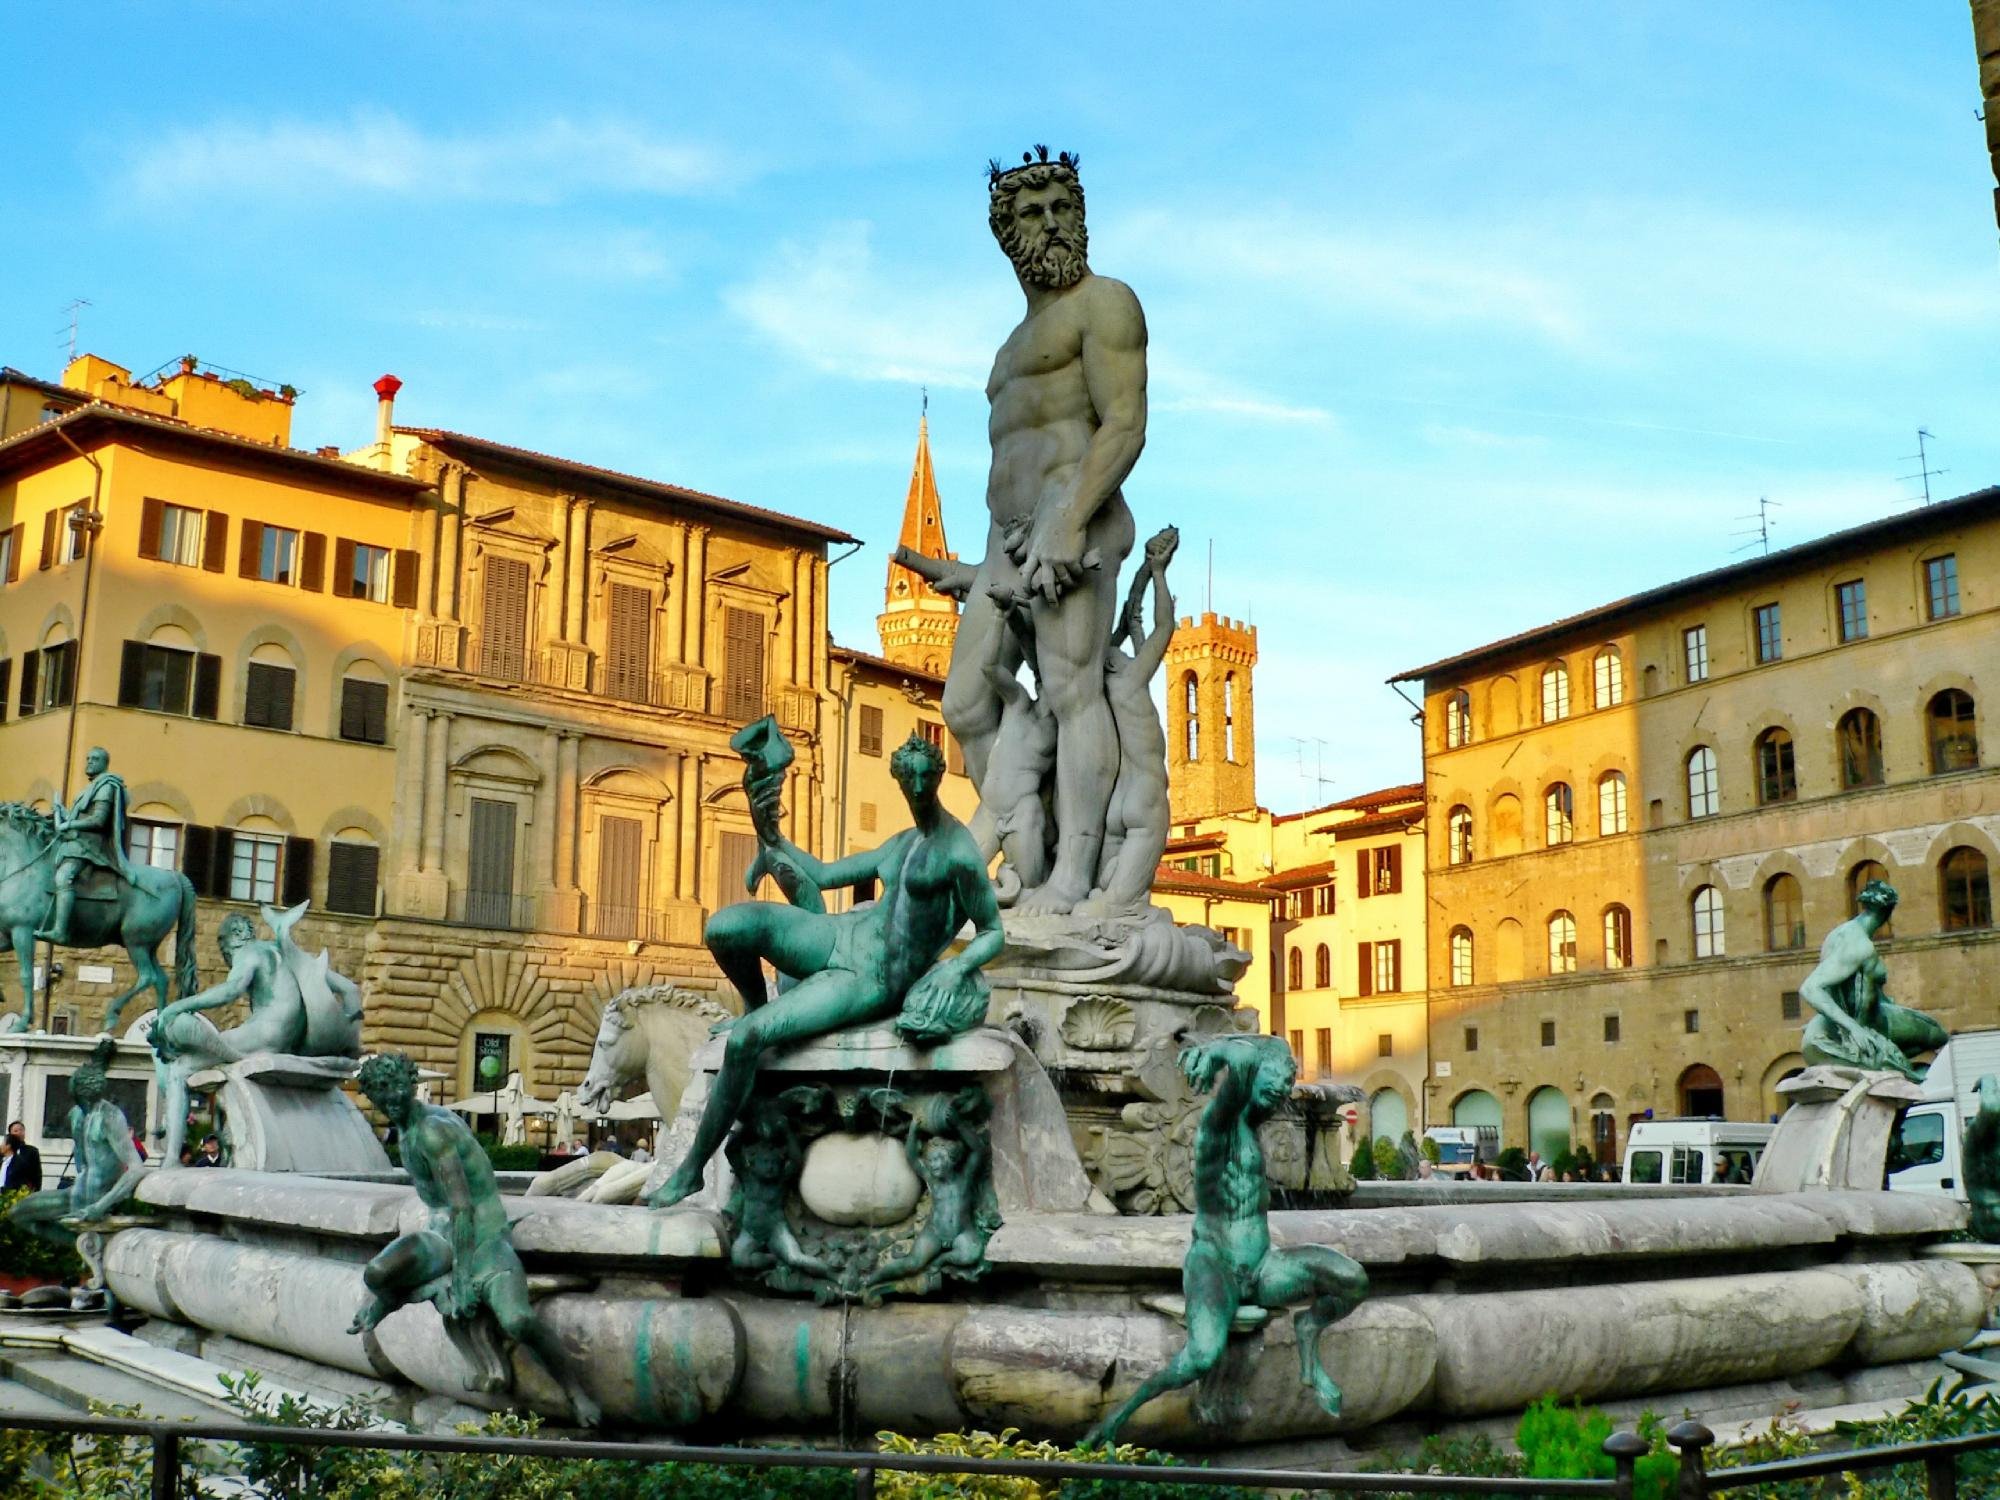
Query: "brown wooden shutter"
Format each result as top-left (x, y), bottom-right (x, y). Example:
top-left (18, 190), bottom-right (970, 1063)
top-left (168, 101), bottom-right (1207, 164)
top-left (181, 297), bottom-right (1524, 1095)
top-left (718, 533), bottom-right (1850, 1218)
top-left (1355, 849), bottom-right (1371, 900)
top-left (605, 582), bottom-right (651, 701)
top-left (202, 512), bottom-right (228, 572)
top-left (326, 842), bottom-right (380, 915)
top-left (244, 663), bottom-right (295, 730)
top-left (299, 533), bottom-right (325, 592)
top-left (5, 523), bottom-right (20, 582)
top-left (139, 498), bottom-right (164, 561)
top-left (239, 520), bottom-right (264, 579)
top-left (595, 815), bottom-right (644, 936)
top-left (332, 538), bottom-right (355, 597)
top-left (118, 642), bottom-right (145, 707)
top-left (717, 829), bottom-right (757, 905)
top-left (858, 704), bottom-right (883, 756)
top-left (38, 512), bottom-right (55, 571)
top-left (479, 556), bottom-right (530, 679)
top-left (1384, 844), bottom-right (1402, 894)
top-left (17, 651), bottom-right (36, 716)
top-left (180, 825), bottom-right (215, 896)
top-left (723, 607), bottom-right (765, 722)
top-left (466, 798), bottom-right (518, 926)
top-left (392, 548), bottom-right (419, 608)
top-left (191, 653), bottom-right (222, 720)
top-left (1357, 941), bottom-right (1374, 998)
top-left (281, 837), bottom-right (315, 906)
top-left (0, 660), bottom-right (11, 723)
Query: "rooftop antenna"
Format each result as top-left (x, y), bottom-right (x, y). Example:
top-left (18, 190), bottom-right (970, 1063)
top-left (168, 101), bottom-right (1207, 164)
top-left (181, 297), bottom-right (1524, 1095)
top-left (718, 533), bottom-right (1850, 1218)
top-left (1731, 495), bottom-right (1780, 557)
top-left (921, 385), bottom-right (927, 417)
top-left (1899, 428), bottom-right (1946, 505)
top-left (57, 299), bottom-right (90, 363)
top-left (1287, 736), bottom-right (1336, 802)
top-left (1206, 538), bottom-right (1213, 615)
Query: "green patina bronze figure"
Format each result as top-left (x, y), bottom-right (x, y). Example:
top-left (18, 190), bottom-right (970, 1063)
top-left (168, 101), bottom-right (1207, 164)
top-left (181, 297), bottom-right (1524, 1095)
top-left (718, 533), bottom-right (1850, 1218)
top-left (1963, 1074), bottom-right (2000, 1243)
top-left (350, 1053), bottom-right (601, 1427)
top-left (0, 747), bottom-right (199, 1030)
top-left (649, 731), bottom-right (1004, 1209)
top-left (723, 1085), bottom-right (842, 1298)
top-left (1086, 1034), bottom-right (1369, 1447)
top-left (863, 1087), bottom-right (1001, 1303)
top-left (7, 1038), bottom-right (146, 1251)
top-left (152, 903), bottom-right (364, 1165)
top-left (1800, 881), bottom-right (1945, 1080)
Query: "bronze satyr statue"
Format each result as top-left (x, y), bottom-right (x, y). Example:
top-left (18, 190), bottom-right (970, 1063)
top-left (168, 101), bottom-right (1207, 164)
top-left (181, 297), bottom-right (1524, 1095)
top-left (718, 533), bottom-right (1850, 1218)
top-left (1964, 1074), bottom-right (2000, 1243)
top-left (7, 1037), bottom-right (146, 1248)
top-left (649, 732), bottom-right (1004, 1209)
top-left (350, 1053), bottom-right (601, 1427)
top-left (1800, 880), bottom-right (1945, 1079)
top-left (1086, 1034), bottom-right (1368, 1446)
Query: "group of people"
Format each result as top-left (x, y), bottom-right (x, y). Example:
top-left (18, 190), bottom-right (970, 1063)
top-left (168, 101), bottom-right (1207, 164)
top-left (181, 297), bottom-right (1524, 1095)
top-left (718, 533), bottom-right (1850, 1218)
top-left (557, 1135), bottom-right (651, 1163)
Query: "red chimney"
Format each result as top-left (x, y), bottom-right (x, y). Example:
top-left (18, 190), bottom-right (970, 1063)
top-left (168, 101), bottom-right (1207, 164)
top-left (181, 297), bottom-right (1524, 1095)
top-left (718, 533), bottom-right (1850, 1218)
top-left (372, 374), bottom-right (402, 467)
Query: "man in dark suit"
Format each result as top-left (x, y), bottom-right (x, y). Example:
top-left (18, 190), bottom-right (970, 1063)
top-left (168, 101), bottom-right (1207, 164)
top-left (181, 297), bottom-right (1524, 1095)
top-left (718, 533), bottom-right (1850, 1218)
top-left (4, 1121), bottom-right (43, 1193)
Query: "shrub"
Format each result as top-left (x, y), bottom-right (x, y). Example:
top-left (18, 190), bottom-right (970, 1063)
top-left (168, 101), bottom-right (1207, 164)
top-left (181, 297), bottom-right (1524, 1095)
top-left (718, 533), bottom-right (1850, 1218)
top-left (1495, 1146), bottom-right (1529, 1181)
top-left (0, 1188), bottom-right (86, 1282)
top-left (1371, 1138), bottom-right (1405, 1181)
top-left (1419, 1135), bottom-right (1442, 1163)
top-left (1348, 1141), bottom-right (1375, 1180)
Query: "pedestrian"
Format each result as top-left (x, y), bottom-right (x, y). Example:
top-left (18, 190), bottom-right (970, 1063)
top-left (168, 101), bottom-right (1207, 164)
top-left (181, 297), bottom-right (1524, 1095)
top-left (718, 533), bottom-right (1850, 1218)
top-left (192, 1135), bottom-right (223, 1168)
top-left (630, 1137), bottom-right (653, 1165)
top-left (131, 1130), bottom-right (148, 1163)
top-left (4, 1121), bottom-right (43, 1193)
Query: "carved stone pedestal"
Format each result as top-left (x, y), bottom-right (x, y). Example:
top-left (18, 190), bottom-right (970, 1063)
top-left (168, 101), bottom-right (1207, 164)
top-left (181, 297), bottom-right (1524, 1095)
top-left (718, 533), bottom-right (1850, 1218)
top-left (1755, 1065), bottom-right (1922, 1192)
top-left (191, 1054), bottom-right (389, 1173)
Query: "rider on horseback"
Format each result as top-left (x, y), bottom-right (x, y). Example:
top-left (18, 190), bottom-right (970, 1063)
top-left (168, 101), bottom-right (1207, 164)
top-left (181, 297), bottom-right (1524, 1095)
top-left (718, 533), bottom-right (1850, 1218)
top-left (36, 748), bottom-right (136, 946)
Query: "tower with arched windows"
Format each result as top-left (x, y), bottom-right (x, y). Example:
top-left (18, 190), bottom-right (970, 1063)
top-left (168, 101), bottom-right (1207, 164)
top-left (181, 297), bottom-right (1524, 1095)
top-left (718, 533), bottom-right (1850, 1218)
top-left (1165, 611), bottom-right (1257, 822)
top-left (875, 411), bottom-right (960, 675)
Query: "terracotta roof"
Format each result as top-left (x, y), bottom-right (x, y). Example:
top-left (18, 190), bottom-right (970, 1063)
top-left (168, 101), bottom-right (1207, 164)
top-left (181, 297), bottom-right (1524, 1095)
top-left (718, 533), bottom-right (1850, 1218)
top-left (0, 368), bottom-right (85, 406)
top-left (1325, 782), bottom-right (1424, 813)
top-left (1391, 485), bottom-right (2000, 685)
top-left (401, 428), bottom-right (860, 546)
top-left (1322, 808), bottom-right (1425, 841)
top-left (1163, 831), bottom-right (1228, 854)
top-left (1151, 863), bottom-right (1275, 901)
top-left (1262, 859), bottom-right (1338, 890)
top-left (830, 642), bottom-right (944, 690)
top-left (0, 403), bottom-right (427, 499)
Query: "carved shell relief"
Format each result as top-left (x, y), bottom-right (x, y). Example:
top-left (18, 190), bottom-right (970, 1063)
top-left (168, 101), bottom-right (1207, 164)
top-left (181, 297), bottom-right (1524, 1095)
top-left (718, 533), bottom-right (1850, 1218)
top-left (1059, 995), bottom-right (1137, 1051)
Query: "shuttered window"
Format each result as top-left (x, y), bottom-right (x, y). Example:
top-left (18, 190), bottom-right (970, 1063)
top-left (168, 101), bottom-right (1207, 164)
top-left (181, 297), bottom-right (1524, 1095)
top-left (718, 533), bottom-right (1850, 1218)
top-left (229, 832), bottom-right (284, 902)
top-left (1357, 941), bottom-right (1374, 998)
top-left (0, 523), bottom-right (20, 583)
top-left (722, 607), bottom-right (765, 722)
top-left (595, 815), bottom-right (644, 936)
top-left (339, 677), bottom-right (389, 744)
top-left (243, 662), bottom-right (296, 731)
top-left (479, 556), bottom-right (531, 680)
top-left (717, 830), bottom-right (757, 907)
top-left (326, 842), bottom-right (380, 916)
top-left (605, 583), bottom-right (652, 703)
top-left (466, 798), bottom-right (518, 927)
top-left (858, 704), bottom-right (883, 757)
top-left (0, 660), bottom-right (10, 723)
top-left (36, 642), bottom-right (76, 713)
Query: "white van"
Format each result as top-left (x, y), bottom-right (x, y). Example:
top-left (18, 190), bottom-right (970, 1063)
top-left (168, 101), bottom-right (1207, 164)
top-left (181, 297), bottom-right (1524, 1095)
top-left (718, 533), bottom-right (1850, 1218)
top-left (1887, 1029), bottom-right (2000, 1201)
top-left (1622, 1119), bottom-right (1774, 1185)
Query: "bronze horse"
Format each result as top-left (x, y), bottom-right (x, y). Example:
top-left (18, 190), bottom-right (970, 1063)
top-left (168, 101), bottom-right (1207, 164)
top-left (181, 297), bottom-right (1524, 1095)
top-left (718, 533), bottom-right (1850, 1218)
top-left (0, 803), bottom-right (198, 1030)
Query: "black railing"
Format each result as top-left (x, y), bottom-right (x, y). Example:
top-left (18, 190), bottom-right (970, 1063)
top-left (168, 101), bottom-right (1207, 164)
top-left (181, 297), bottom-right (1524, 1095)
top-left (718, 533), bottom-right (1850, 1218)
top-left (444, 889), bottom-right (540, 932)
top-left (1667, 1418), bottom-right (1994, 1498)
top-left (0, 1409), bottom-right (1648, 1498)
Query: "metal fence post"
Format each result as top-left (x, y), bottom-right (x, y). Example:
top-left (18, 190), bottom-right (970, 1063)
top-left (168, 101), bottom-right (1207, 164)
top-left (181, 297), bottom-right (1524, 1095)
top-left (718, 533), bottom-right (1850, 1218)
top-left (150, 1430), bottom-right (180, 1500)
top-left (1926, 1450), bottom-right (1959, 1500)
top-left (853, 1463), bottom-right (876, 1498)
top-left (1667, 1420), bottom-right (1715, 1500)
top-left (1604, 1429), bottom-right (1651, 1500)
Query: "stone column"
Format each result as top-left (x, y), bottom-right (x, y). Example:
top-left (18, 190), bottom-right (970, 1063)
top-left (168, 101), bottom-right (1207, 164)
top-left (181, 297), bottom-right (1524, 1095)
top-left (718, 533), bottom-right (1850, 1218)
top-left (555, 732), bottom-right (582, 888)
top-left (398, 708), bottom-right (430, 867)
top-left (440, 465), bottom-right (465, 623)
top-left (684, 526), bottom-right (710, 667)
top-left (774, 579), bottom-right (794, 691)
top-left (420, 710), bottom-right (452, 877)
top-left (664, 524), bottom-right (687, 661)
top-left (675, 753), bottom-right (701, 904)
top-left (556, 494), bottom-right (578, 641)
top-left (534, 726), bottom-right (561, 886)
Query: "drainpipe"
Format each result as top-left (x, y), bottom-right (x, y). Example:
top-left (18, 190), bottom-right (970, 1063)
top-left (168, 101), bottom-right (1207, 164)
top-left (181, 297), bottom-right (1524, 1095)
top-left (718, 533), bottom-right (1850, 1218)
top-left (823, 541), bottom-right (864, 908)
top-left (49, 424), bottom-right (104, 1023)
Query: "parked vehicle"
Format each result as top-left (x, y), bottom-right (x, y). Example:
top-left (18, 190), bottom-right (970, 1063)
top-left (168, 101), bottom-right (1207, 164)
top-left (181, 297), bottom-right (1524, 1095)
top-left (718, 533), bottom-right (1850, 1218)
top-left (1887, 1029), bottom-right (2000, 1202)
top-left (1622, 1118), bottom-right (1773, 1185)
top-left (1423, 1124), bottom-right (1497, 1175)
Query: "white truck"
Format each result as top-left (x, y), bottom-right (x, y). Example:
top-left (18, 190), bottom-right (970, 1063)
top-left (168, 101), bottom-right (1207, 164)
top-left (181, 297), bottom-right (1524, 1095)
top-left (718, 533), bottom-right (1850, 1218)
top-left (1886, 1029), bottom-right (2000, 1201)
top-left (1422, 1124), bottom-right (1497, 1175)
top-left (1622, 1118), bottom-right (1774, 1185)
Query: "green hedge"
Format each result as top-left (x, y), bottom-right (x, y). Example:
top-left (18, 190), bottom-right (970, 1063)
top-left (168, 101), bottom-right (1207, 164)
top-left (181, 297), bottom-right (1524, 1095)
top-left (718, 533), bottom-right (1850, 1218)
top-left (0, 1188), bottom-right (84, 1283)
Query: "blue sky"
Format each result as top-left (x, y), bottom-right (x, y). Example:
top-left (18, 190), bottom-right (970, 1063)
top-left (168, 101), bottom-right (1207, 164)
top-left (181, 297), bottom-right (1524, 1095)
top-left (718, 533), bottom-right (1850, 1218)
top-left (6, 4), bottom-right (1996, 809)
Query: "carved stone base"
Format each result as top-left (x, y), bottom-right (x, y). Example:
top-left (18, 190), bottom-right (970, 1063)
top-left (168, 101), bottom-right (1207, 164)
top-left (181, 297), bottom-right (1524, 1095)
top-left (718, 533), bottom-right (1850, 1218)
top-left (1755, 1065), bottom-right (1923, 1193)
top-left (193, 1053), bottom-right (390, 1173)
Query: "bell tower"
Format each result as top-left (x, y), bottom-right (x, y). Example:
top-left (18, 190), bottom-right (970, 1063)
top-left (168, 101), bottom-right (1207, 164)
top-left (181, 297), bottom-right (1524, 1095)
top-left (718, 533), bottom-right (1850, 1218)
top-left (1166, 612), bottom-right (1258, 822)
top-left (877, 408), bottom-right (959, 675)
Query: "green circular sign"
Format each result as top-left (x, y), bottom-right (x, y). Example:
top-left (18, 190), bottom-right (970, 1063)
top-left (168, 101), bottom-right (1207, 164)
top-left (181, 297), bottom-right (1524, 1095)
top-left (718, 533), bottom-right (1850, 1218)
top-left (478, 1054), bottom-right (502, 1082)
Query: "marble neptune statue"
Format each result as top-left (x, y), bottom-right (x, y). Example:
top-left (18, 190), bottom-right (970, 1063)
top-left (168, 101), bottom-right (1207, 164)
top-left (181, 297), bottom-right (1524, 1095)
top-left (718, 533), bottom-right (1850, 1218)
top-left (649, 732), bottom-right (1005, 1209)
top-left (937, 146), bottom-right (1148, 918)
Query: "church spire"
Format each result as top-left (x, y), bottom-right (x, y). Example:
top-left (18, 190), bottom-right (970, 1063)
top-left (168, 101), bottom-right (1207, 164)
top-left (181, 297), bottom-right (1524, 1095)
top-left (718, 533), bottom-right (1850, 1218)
top-left (878, 404), bottom-right (961, 674)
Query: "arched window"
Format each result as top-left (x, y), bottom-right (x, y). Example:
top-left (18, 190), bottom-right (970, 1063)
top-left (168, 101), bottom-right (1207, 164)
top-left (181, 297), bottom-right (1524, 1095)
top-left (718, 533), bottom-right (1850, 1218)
top-left (1286, 946), bottom-right (1303, 990)
top-left (1540, 662), bottom-right (1571, 723)
top-left (1941, 846), bottom-right (1993, 931)
top-left (1592, 648), bottom-right (1624, 709)
top-left (1848, 859), bottom-right (1894, 938)
top-left (1603, 905), bottom-right (1633, 969)
top-left (326, 828), bottom-right (381, 916)
top-left (1182, 672), bottom-right (1199, 761)
top-left (1444, 689), bottom-right (1471, 749)
top-left (1686, 746), bottom-right (1719, 818)
top-left (1692, 885), bottom-right (1725, 958)
top-left (1447, 805), bottom-right (1473, 866)
top-left (1597, 771), bottom-right (1628, 836)
top-left (1223, 674), bottom-right (1238, 763)
top-left (1837, 708), bottom-right (1884, 789)
top-left (1764, 873), bottom-right (1805, 951)
top-left (1314, 943), bottom-right (1330, 988)
top-left (1547, 910), bottom-right (1577, 974)
top-left (1755, 728), bottom-right (1797, 804)
top-left (1449, 926), bottom-right (1474, 987)
top-left (1544, 783), bottom-right (1574, 846)
top-left (1929, 690), bottom-right (1979, 774)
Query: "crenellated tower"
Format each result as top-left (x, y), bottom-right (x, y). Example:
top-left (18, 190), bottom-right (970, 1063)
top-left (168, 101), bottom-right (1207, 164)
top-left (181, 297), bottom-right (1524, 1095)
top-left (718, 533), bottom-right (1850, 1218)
top-left (876, 411), bottom-right (960, 675)
top-left (1166, 611), bottom-right (1258, 822)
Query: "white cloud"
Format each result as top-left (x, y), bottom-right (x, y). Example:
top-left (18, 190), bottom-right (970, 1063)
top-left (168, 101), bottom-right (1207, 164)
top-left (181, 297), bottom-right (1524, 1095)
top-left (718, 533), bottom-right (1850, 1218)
top-left (122, 110), bottom-right (732, 205)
